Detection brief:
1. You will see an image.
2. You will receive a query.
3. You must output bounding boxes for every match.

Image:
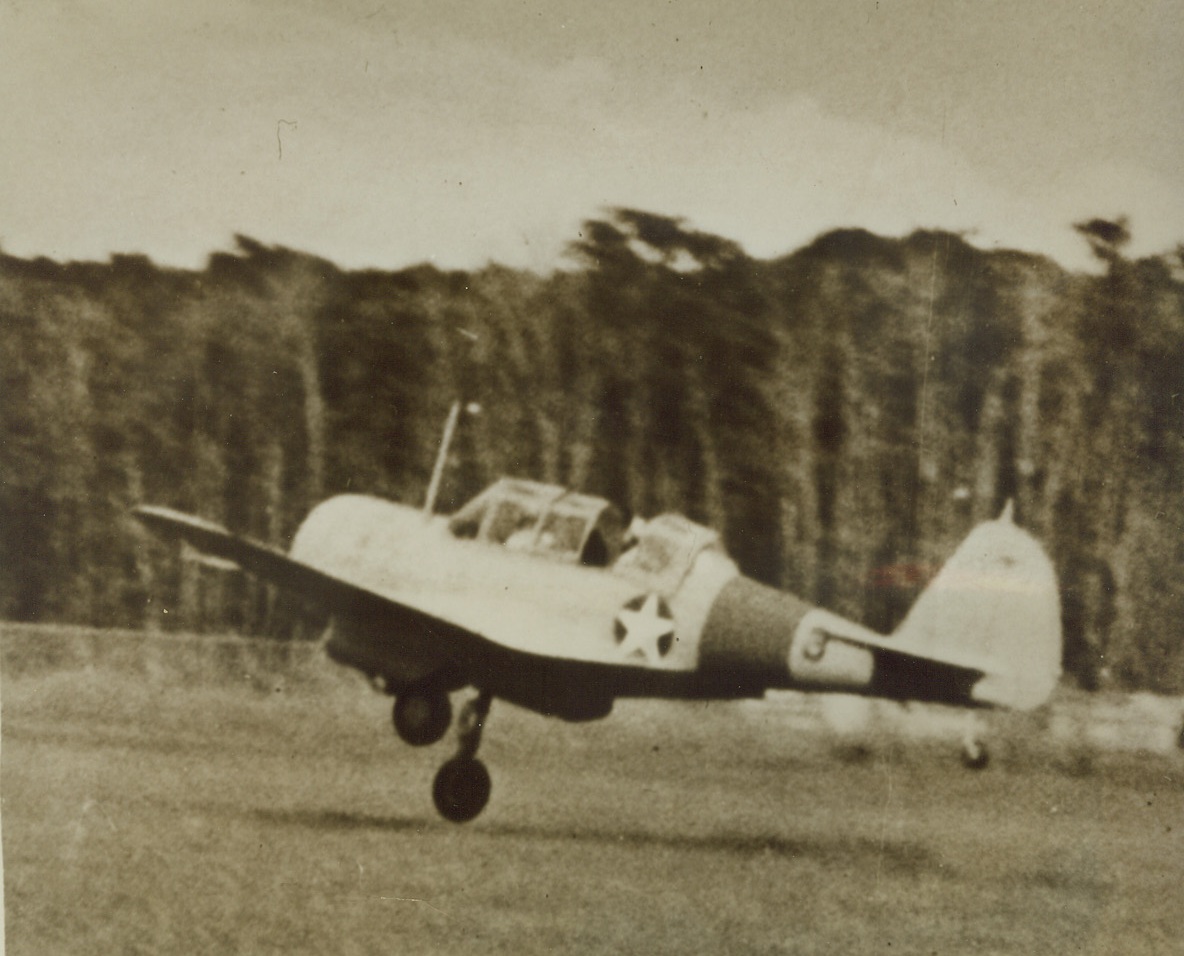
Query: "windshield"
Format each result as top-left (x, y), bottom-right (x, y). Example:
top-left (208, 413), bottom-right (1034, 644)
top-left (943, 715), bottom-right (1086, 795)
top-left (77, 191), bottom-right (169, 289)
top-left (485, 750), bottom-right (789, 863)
top-left (487, 499), bottom-right (540, 546)
top-left (448, 479), bottom-right (560, 541)
top-left (447, 478), bottom-right (627, 566)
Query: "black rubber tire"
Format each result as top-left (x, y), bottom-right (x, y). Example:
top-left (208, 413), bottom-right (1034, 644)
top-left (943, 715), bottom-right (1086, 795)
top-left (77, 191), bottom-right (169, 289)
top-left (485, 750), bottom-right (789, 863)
top-left (961, 739), bottom-right (990, 770)
top-left (432, 757), bottom-right (492, 823)
top-left (393, 689), bottom-right (452, 747)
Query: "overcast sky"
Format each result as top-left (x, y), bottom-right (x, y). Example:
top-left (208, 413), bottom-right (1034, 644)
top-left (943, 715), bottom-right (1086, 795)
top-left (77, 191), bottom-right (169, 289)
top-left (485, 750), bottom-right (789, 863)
top-left (2, 0), bottom-right (1181, 272)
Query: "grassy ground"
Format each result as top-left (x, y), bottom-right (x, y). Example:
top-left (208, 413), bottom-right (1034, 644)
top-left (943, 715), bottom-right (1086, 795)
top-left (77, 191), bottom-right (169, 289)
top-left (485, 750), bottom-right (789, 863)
top-left (3, 666), bottom-right (1181, 955)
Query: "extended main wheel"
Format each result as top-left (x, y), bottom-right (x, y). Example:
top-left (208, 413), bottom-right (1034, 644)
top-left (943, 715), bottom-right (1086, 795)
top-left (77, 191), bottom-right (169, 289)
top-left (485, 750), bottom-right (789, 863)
top-left (393, 689), bottom-right (452, 747)
top-left (432, 757), bottom-right (492, 823)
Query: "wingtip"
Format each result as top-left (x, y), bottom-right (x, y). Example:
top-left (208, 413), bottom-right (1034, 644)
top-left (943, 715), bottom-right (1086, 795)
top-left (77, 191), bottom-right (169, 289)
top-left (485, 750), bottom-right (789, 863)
top-left (131, 504), bottom-right (230, 536)
top-left (999, 499), bottom-right (1015, 524)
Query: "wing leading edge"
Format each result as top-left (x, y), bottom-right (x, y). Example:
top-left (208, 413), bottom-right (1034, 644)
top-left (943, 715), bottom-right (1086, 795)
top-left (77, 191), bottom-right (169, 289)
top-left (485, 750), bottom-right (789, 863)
top-left (132, 505), bottom-right (640, 674)
top-left (132, 505), bottom-right (474, 643)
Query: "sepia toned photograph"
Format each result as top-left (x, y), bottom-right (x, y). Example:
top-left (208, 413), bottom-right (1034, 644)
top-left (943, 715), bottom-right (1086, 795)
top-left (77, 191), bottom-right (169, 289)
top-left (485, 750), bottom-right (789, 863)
top-left (2, 2), bottom-right (1182, 953)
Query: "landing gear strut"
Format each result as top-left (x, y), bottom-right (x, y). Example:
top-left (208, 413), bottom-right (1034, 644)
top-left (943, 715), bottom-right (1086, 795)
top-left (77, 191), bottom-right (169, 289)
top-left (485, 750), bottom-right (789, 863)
top-left (432, 690), bottom-right (493, 823)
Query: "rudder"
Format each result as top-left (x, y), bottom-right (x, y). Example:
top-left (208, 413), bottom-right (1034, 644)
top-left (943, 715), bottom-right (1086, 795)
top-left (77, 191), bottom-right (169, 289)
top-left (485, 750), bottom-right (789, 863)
top-left (891, 504), bottom-right (1062, 710)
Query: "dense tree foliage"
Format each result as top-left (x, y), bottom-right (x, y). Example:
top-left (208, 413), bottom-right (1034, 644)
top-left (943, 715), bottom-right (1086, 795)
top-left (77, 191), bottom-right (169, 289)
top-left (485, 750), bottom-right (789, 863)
top-left (3, 211), bottom-right (1182, 691)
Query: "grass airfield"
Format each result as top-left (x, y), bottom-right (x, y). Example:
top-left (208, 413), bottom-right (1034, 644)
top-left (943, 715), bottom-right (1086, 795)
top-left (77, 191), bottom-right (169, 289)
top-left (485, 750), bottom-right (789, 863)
top-left (3, 649), bottom-right (1182, 955)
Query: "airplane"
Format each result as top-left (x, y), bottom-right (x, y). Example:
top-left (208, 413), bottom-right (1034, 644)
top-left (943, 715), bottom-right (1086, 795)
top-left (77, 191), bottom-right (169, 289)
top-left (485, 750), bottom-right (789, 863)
top-left (134, 476), bottom-right (1062, 823)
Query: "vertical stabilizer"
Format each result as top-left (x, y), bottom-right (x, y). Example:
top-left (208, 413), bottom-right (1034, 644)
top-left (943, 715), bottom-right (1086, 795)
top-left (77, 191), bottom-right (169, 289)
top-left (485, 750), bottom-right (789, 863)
top-left (892, 507), bottom-right (1062, 710)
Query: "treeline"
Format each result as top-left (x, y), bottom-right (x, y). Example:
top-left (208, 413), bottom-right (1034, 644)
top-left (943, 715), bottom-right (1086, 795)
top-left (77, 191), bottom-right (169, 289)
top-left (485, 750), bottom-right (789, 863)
top-left (2, 210), bottom-right (1182, 692)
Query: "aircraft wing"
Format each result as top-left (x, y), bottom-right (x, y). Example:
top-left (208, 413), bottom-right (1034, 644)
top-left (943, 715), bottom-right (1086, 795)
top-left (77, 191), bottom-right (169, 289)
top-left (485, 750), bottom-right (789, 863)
top-left (136, 497), bottom-right (725, 693)
top-left (133, 503), bottom-right (656, 670)
top-left (132, 506), bottom-right (474, 642)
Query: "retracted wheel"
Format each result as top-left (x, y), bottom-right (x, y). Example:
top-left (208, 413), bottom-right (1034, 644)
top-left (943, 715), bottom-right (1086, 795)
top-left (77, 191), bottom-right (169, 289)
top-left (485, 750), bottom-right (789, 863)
top-left (432, 757), bottom-right (492, 823)
top-left (393, 688), bottom-right (452, 747)
top-left (960, 737), bottom-right (990, 770)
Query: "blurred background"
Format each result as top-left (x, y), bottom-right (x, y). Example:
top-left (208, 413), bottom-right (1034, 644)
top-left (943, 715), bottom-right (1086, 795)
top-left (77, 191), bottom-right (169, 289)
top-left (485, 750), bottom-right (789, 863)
top-left (3, 209), bottom-right (1182, 692)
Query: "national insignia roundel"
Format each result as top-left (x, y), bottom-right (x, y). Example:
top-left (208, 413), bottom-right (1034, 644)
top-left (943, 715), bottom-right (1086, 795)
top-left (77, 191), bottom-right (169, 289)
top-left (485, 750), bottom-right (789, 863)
top-left (613, 593), bottom-right (675, 663)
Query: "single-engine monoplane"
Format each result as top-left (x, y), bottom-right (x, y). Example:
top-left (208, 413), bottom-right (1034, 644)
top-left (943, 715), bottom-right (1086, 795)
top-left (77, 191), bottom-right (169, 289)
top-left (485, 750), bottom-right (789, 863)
top-left (135, 476), bottom-right (1061, 822)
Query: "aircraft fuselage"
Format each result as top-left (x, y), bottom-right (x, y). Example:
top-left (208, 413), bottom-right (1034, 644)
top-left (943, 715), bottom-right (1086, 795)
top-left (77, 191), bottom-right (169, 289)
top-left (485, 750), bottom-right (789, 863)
top-left (289, 493), bottom-right (977, 720)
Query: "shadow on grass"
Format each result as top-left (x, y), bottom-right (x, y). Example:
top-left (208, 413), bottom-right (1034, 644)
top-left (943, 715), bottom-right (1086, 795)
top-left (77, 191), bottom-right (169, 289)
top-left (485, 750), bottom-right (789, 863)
top-left (246, 805), bottom-right (936, 873)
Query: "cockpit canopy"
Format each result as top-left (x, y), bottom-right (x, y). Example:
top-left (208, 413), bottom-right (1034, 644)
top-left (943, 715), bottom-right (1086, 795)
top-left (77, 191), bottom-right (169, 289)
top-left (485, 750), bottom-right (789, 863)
top-left (448, 478), bottom-right (728, 587)
top-left (613, 512), bottom-right (725, 591)
top-left (448, 478), bottom-right (629, 567)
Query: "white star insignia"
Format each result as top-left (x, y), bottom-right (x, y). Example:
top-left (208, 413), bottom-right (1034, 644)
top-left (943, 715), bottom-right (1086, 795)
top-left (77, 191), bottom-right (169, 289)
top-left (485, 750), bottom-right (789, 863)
top-left (614, 593), bottom-right (675, 663)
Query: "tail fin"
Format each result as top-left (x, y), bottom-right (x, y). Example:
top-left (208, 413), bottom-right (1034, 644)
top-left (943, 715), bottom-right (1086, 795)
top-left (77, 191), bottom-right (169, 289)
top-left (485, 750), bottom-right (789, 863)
top-left (892, 504), bottom-right (1062, 710)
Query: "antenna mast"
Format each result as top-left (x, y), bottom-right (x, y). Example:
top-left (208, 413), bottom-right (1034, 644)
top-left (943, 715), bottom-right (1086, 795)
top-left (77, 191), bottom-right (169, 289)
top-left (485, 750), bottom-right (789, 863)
top-left (423, 400), bottom-right (462, 518)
